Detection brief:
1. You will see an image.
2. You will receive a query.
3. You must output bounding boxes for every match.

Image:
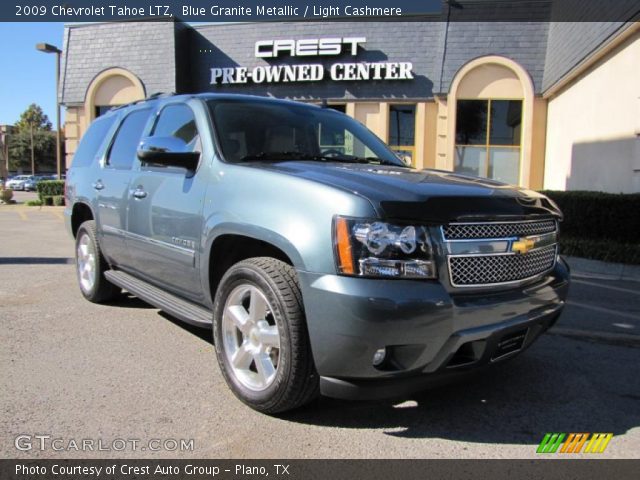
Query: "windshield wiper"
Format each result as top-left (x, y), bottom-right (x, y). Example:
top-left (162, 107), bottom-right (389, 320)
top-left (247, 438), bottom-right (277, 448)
top-left (316, 154), bottom-right (403, 166)
top-left (238, 151), bottom-right (404, 167)
top-left (239, 151), bottom-right (320, 162)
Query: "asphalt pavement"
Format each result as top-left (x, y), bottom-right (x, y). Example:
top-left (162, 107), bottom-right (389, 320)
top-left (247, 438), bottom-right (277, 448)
top-left (557, 277), bottom-right (639, 340)
top-left (1, 205), bottom-right (638, 459)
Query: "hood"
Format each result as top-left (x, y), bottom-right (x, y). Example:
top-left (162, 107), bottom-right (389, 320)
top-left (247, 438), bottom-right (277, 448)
top-left (246, 161), bottom-right (562, 223)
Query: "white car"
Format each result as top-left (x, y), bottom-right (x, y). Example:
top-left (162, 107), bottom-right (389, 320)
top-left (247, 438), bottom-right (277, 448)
top-left (5, 175), bottom-right (31, 190)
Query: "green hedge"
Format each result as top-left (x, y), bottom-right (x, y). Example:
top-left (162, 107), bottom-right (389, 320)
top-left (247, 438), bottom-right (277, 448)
top-left (36, 180), bottom-right (65, 205)
top-left (541, 191), bottom-right (640, 264)
top-left (558, 237), bottom-right (640, 265)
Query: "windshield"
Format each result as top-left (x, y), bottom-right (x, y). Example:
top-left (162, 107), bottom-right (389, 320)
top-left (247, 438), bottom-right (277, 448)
top-left (207, 99), bottom-right (407, 167)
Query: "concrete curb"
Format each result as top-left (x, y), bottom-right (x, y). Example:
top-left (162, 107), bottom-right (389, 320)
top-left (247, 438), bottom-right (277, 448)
top-left (0, 204), bottom-right (65, 211)
top-left (565, 256), bottom-right (640, 282)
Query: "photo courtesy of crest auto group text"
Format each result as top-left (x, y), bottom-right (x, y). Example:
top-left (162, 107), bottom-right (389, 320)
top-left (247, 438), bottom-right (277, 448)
top-left (1, 0), bottom-right (639, 479)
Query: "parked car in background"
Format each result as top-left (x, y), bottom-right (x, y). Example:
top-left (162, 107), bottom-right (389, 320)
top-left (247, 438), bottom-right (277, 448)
top-left (23, 175), bottom-right (51, 192)
top-left (5, 175), bottom-right (31, 190)
top-left (22, 176), bottom-right (37, 192)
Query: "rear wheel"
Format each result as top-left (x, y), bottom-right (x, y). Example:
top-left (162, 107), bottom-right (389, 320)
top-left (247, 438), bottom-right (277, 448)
top-left (213, 257), bottom-right (319, 413)
top-left (75, 220), bottom-right (120, 303)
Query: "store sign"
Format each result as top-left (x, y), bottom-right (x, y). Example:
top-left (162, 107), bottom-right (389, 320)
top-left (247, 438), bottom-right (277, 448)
top-left (210, 37), bottom-right (414, 85)
top-left (255, 37), bottom-right (366, 57)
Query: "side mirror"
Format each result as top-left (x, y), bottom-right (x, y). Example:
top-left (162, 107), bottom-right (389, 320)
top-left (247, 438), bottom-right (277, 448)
top-left (137, 136), bottom-right (200, 171)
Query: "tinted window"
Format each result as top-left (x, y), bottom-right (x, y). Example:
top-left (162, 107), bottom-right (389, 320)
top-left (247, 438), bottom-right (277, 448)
top-left (152, 104), bottom-right (200, 151)
top-left (72, 115), bottom-right (117, 168)
top-left (455, 100), bottom-right (522, 146)
top-left (95, 105), bottom-right (118, 118)
top-left (389, 105), bottom-right (416, 146)
top-left (454, 99), bottom-right (522, 184)
top-left (456, 100), bottom-right (488, 145)
top-left (208, 100), bottom-right (404, 166)
top-left (328, 104), bottom-right (346, 113)
top-left (107, 109), bottom-right (150, 169)
top-left (489, 100), bottom-right (522, 145)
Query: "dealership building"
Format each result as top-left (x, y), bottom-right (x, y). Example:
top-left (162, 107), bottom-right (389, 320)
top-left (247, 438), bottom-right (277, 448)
top-left (59, 11), bottom-right (640, 192)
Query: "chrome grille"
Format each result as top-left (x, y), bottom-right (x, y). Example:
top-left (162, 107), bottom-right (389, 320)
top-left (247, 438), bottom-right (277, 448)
top-left (443, 220), bottom-right (556, 240)
top-left (449, 245), bottom-right (557, 287)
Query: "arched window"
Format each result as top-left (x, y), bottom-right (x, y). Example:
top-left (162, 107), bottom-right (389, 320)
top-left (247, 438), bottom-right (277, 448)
top-left (455, 98), bottom-right (522, 185)
top-left (85, 68), bottom-right (145, 121)
top-left (448, 57), bottom-right (534, 187)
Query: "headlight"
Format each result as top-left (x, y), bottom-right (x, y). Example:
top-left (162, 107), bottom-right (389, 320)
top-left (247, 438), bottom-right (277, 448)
top-left (333, 216), bottom-right (437, 279)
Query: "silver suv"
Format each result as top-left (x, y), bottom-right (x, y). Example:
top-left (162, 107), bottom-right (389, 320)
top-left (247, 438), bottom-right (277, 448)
top-left (65, 94), bottom-right (569, 413)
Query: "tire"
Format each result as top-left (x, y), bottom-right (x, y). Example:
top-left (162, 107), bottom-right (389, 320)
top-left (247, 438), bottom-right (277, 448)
top-left (75, 220), bottom-right (120, 303)
top-left (213, 257), bottom-right (319, 414)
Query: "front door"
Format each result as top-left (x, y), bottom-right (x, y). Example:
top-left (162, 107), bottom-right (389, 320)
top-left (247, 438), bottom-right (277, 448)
top-left (125, 103), bottom-right (206, 302)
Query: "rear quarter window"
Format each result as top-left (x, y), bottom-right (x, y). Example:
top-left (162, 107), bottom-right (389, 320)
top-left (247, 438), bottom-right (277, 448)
top-left (71, 115), bottom-right (117, 168)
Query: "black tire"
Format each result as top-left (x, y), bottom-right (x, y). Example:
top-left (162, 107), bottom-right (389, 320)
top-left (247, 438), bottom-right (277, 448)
top-left (75, 220), bottom-right (120, 303)
top-left (213, 257), bottom-right (319, 414)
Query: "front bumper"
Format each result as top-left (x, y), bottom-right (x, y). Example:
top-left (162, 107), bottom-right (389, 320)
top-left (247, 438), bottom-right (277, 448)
top-left (298, 258), bottom-right (569, 400)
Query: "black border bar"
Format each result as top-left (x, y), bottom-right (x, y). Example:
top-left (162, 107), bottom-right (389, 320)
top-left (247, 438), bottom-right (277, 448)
top-left (3, 459), bottom-right (640, 480)
top-left (2, 0), bottom-right (640, 22)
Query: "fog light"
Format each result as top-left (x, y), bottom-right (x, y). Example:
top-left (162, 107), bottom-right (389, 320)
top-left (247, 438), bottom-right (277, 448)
top-left (372, 347), bottom-right (387, 366)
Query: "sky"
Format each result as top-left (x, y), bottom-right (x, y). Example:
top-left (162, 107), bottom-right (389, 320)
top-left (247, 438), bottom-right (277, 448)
top-left (0, 22), bottom-right (65, 126)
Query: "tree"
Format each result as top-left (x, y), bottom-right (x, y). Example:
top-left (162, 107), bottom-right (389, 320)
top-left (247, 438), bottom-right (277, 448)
top-left (16, 104), bottom-right (52, 132)
top-left (10, 104), bottom-right (54, 174)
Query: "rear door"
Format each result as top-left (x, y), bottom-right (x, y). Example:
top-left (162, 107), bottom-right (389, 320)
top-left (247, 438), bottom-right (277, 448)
top-left (125, 102), bottom-right (207, 302)
top-left (95, 108), bottom-right (152, 268)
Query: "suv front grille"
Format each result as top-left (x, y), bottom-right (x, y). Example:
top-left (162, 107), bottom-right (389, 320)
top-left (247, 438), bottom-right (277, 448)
top-left (443, 219), bottom-right (557, 240)
top-left (449, 244), bottom-right (557, 287)
top-left (443, 218), bottom-right (559, 287)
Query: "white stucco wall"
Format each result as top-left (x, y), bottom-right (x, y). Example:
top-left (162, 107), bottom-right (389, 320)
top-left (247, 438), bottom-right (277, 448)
top-left (543, 33), bottom-right (640, 193)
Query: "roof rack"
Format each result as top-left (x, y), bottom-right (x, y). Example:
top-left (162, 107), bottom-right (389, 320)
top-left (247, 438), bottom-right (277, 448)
top-left (111, 92), bottom-right (177, 112)
top-left (146, 92), bottom-right (176, 100)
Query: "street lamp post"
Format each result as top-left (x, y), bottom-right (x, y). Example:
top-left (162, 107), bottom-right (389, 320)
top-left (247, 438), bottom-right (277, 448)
top-left (0, 126), bottom-right (9, 182)
top-left (36, 42), bottom-right (62, 179)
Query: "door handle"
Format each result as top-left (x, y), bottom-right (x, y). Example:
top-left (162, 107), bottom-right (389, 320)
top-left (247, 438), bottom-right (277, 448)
top-left (92, 180), bottom-right (104, 191)
top-left (132, 187), bottom-right (147, 199)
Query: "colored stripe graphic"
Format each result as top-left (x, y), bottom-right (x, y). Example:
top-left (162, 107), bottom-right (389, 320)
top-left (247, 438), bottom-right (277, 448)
top-left (573, 433), bottom-right (590, 453)
top-left (560, 433), bottom-right (588, 453)
top-left (560, 433), bottom-right (576, 453)
top-left (584, 433), bottom-right (613, 453)
top-left (537, 433), bottom-right (613, 454)
top-left (537, 433), bottom-right (565, 453)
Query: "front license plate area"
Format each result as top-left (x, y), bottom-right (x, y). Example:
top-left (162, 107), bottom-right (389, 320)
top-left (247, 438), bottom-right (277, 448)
top-left (491, 328), bottom-right (528, 361)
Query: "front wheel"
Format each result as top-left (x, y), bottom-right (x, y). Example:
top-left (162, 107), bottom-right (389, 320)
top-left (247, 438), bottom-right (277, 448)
top-left (213, 257), bottom-right (319, 414)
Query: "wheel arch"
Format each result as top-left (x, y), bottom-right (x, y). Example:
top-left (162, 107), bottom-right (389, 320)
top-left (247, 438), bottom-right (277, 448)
top-left (70, 202), bottom-right (95, 238)
top-left (203, 224), bottom-right (305, 307)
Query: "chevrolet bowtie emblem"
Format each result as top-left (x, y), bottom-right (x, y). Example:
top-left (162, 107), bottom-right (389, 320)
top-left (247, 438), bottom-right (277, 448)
top-left (512, 237), bottom-right (536, 254)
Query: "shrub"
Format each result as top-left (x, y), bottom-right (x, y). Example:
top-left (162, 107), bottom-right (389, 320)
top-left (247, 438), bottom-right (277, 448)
top-left (25, 200), bottom-right (43, 207)
top-left (541, 191), bottom-right (640, 243)
top-left (53, 195), bottom-right (65, 206)
top-left (557, 237), bottom-right (640, 265)
top-left (0, 188), bottom-right (13, 204)
top-left (541, 191), bottom-right (640, 264)
top-left (37, 180), bottom-right (65, 203)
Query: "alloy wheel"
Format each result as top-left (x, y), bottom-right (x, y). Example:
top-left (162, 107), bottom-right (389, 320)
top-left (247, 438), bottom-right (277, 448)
top-left (76, 232), bottom-right (97, 294)
top-left (221, 284), bottom-right (281, 391)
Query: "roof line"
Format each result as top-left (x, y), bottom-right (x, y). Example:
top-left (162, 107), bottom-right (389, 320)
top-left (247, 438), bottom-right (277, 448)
top-left (543, 22), bottom-right (639, 99)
